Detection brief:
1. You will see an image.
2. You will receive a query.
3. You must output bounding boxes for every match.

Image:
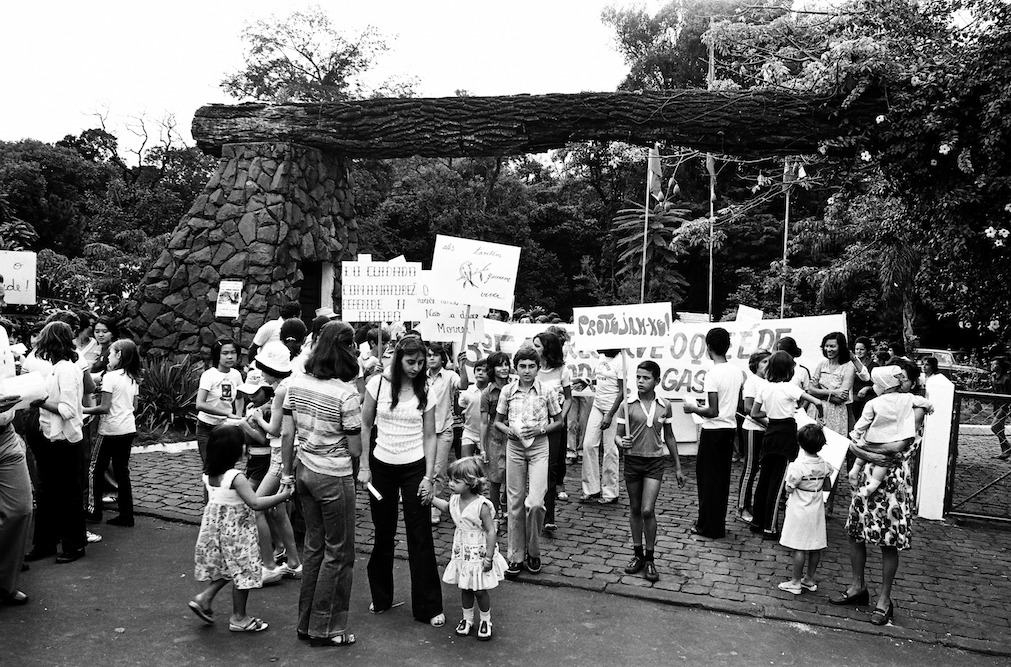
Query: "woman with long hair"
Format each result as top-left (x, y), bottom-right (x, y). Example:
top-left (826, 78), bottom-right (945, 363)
top-left (358, 336), bottom-right (444, 627)
top-left (532, 331), bottom-right (572, 531)
top-left (808, 332), bottom-right (857, 437)
top-left (26, 322), bottom-right (88, 563)
top-left (280, 321), bottom-right (362, 646)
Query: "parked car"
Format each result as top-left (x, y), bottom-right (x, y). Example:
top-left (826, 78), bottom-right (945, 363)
top-left (912, 348), bottom-right (989, 390)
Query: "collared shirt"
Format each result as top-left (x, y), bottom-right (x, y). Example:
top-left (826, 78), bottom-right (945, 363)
top-left (496, 379), bottom-right (561, 448)
top-left (427, 368), bottom-right (462, 434)
top-left (616, 394), bottom-right (670, 457)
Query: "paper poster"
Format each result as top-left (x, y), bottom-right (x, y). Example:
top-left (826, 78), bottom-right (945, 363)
top-left (403, 270), bottom-right (489, 322)
top-left (341, 259), bottom-right (422, 322)
top-left (736, 304), bottom-right (764, 323)
top-left (416, 304), bottom-right (486, 342)
top-left (571, 303), bottom-right (673, 351)
top-left (0, 250), bottom-right (37, 305)
top-left (430, 235), bottom-right (521, 310)
top-left (215, 280), bottom-right (243, 318)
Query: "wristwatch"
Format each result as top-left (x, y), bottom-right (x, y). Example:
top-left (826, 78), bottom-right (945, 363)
top-left (539, 426), bottom-right (546, 435)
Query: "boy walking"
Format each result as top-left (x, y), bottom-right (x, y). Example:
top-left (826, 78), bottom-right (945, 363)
top-left (495, 347), bottom-right (562, 577)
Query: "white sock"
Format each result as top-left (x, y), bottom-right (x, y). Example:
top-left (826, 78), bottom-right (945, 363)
top-left (479, 609), bottom-right (491, 623)
top-left (462, 606), bottom-right (474, 624)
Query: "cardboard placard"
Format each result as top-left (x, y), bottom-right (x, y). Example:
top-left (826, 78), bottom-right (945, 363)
top-left (0, 250), bottom-right (37, 305)
top-left (341, 259), bottom-right (422, 322)
top-left (430, 235), bottom-right (520, 310)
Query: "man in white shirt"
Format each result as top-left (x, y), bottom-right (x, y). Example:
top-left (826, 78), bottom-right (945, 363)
top-left (248, 303), bottom-right (302, 362)
top-left (684, 328), bottom-right (744, 539)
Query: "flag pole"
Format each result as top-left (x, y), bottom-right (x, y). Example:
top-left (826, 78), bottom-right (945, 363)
top-left (640, 163), bottom-right (650, 305)
top-left (706, 16), bottom-right (716, 322)
top-left (780, 164), bottom-right (791, 319)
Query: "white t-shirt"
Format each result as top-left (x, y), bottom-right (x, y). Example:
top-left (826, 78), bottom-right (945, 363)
top-left (252, 317), bottom-right (283, 347)
top-left (701, 363), bottom-right (744, 430)
top-left (197, 368), bottom-right (242, 425)
top-left (742, 374), bottom-right (768, 432)
top-left (592, 356), bottom-right (621, 411)
top-left (459, 385), bottom-right (483, 444)
top-left (99, 369), bottom-right (138, 436)
top-left (537, 365), bottom-right (572, 411)
top-left (756, 381), bottom-right (804, 420)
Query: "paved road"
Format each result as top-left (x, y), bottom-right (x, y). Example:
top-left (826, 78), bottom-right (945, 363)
top-left (2, 517), bottom-right (1001, 667)
top-left (123, 443), bottom-right (1011, 657)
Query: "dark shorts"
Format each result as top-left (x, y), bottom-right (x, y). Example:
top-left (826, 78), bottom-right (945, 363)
top-left (246, 453), bottom-right (271, 485)
top-left (624, 455), bottom-right (666, 483)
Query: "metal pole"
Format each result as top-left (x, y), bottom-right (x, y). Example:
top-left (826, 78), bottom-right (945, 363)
top-left (707, 17), bottom-right (715, 321)
top-left (641, 168), bottom-right (650, 304)
top-left (780, 183), bottom-right (791, 319)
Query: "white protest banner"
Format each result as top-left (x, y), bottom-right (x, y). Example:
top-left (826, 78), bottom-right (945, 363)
top-left (416, 304), bottom-right (486, 343)
top-left (0, 250), bottom-right (37, 305)
top-left (215, 280), bottom-right (243, 318)
top-left (621, 313), bottom-right (847, 401)
top-left (430, 235), bottom-right (521, 310)
top-left (571, 302), bottom-right (673, 351)
top-left (341, 259), bottom-right (422, 322)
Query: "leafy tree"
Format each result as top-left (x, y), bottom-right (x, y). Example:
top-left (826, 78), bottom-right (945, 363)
top-left (221, 5), bottom-right (413, 103)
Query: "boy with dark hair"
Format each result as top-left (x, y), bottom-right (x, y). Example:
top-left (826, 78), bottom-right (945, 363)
top-left (495, 346), bottom-right (561, 577)
top-left (684, 328), bottom-right (744, 539)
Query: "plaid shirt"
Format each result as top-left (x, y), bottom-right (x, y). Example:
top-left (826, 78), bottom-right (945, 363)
top-left (496, 379), bottom-right (561, 448)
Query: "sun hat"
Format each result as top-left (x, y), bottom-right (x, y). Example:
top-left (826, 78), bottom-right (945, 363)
top-left (254, 341), bottom-right (293, 377)
top-left (315, 306), bottom-right (339, 320)
top-left (237, 368), bottom-right (269, 394)
top-left (871, 365), bottom-right (902, 395)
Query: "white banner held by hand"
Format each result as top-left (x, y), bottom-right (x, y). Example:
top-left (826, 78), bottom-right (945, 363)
top-left (0, 250), bottom-right (38, 305)
top-left (342, 259), bottom-right (422, 322)
top-left (571, 302), bottom-right (673, 351)
top-left (430, 235), bottom-right (521, 310)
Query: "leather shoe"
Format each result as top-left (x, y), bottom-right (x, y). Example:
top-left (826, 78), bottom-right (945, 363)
top-left (869, 601), bottom-right (894, 626)
top-left (829, 588), bottom-right (870, 606)
top-left (55, 549), bottom-right (85, 564)
top-left (643, 561), bottom-right (659, 583)
top-left (624, 555), bottom-right (645, 575)
top-left (1, 589), bottom-right (29, 606)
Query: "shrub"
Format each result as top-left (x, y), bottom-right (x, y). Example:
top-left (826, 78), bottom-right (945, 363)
top-left (137, 355), bottom-right (201, 435)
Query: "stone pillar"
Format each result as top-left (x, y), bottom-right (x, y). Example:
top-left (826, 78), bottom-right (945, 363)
top-left (131, 142), bottom-right (356, 357)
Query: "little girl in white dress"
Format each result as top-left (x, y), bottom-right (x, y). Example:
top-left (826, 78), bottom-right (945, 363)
top-left (431, 456), bottom-right (507, 641)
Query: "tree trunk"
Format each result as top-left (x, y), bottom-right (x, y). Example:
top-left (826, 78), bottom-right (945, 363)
top-left (192, 90), bottom-right (884, 159)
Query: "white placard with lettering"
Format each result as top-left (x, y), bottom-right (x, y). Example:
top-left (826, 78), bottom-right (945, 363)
top-left (341, 260), bottom-right (422, 322)
top-left (571, 303), bottom-right (673, 350)
top-left (416, 303), bottom-right (487, 342)
top-left (430, 235), bottom-right (521, 310)
top-left (0, 250), bottom-right (37, 305)
top-left (215, 280), bottom-right (243, 318)
top-left (403, 270), bottom-right (489, 321)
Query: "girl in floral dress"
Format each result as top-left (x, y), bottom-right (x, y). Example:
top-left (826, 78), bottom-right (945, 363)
top-left (189, 425), bottom-right (291, 632)
top-left (431, 456), bottom-right (507, 641)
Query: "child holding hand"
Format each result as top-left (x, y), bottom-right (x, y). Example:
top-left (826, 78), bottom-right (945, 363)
top-left (189, 425), bottom-right (292, 632)
top-left (431, 456), bottom-right (508, 641)
top-left (777, 424), bottom-right (834, 595)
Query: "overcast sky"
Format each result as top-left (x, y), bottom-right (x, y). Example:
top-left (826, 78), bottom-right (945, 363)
top-left (0, 0), bottom-right (661, 152)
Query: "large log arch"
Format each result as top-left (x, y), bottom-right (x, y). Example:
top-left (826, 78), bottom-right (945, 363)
top-left (133, 90), bottom-right (882, 356)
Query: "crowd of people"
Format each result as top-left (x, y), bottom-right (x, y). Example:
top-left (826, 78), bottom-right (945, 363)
top-left (0, 301), bottom-right (1006, 647)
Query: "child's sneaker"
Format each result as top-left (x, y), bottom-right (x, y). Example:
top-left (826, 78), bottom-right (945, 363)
top-left (86, 531), bottom-right (103, 544)
top-left (455, 619), bottom-right (472, 636)
top-left (524, 556), bottom-right (541, 574)
top-left (476, 619), bottom-right (492, 641)
top-left (505, 561), bottom-right (522, 578)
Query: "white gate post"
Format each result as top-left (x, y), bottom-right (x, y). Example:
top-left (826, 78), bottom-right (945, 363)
top-left (918, 375), bottom-right (955, 520)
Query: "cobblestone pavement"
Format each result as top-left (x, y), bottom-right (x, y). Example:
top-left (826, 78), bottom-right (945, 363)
top-left (130, 444), bottom-right (1011, 657)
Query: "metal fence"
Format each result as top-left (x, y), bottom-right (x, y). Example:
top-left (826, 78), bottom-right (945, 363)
top-left (944, 390), bottom-right (1011, 522)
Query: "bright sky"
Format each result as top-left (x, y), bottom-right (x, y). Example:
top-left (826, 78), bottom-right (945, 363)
top-left (0, 0), bottom-right (658, 153)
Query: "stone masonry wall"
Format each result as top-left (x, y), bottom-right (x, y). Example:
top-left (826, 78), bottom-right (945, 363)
top-left (131, 142), bottom-right (356, 357)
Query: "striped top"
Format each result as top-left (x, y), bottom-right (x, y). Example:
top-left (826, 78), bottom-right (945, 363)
top-left (283, 373), bottom-right (361, 477)
top-left (367, 375), bottom-right (434, 465)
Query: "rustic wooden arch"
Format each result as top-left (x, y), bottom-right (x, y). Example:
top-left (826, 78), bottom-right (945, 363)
top-left (133, 90), bottom-right (881, 356)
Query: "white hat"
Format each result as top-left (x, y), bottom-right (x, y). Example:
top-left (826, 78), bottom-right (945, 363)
top-left (315, 306), bottom-right (339, 320)
top-left (237, 368), bottom-right (269, 394)
top-left (255, 341), bottom-right (293, 376)
top-left (871, 365), bottom-right (902, 395)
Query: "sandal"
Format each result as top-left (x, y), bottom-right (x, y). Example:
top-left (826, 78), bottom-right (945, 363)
top-left (229, 617), bottom-right (269, 632)
top-left (188, 600), bottom-right (214, 624)
top-left (311, 632), bottom-right (356, 647)
top-left (430, 613), bottom-right (446, 627)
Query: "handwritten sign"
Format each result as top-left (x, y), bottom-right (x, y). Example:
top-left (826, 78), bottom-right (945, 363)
top-left (430, 235), bottom-right (520, 310)
top-left (341, 259), bottom-right (422, 322)
top-left (0, 250), bottom-right (37, 305)
top-left (402, 270), bottom-right (489, 321)
top-left (571, 303), bottom-right (673, 350)
top-left (215, 280), bottom-right (243, 318)
top-left (416, 304), bottom-right (486, 342)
